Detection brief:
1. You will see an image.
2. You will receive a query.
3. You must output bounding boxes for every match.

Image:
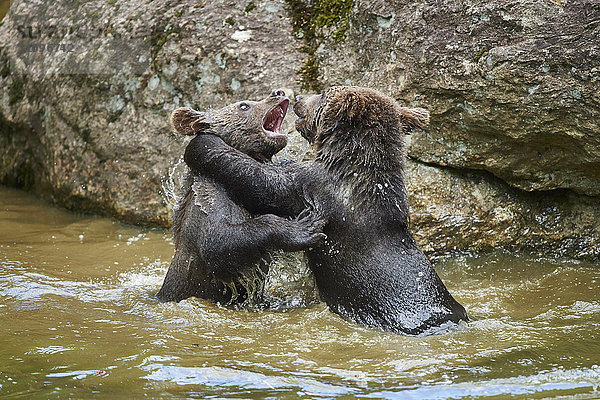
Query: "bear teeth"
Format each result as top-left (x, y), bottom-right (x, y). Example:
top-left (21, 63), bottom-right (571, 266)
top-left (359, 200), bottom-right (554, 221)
top-left (264, 108), bottom-right (283, 132)
top-left (263, 100), bottom-right (288, 135)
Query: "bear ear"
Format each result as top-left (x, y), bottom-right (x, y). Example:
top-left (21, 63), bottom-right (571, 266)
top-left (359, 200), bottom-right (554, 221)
top-left (170, 107), bottom-right (213, 136)
top-left (399, 107), bottom-right (429, 134)
top-left (336, 91), bottom-right (367, 122)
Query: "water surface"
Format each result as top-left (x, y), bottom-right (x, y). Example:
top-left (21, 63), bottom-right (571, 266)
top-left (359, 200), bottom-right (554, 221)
top-left (1, 186), bottom-right (599, 399)
top-left (0, 0), bottom-right (9, 21)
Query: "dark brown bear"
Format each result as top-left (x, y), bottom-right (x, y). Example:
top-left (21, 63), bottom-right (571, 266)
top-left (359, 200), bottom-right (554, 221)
top-left (183, 86), bottom-right (468, 334)
top-left (156, 89), bottom-right (325, 306)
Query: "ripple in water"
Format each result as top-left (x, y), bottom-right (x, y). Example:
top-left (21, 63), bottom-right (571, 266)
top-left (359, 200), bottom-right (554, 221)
top-left (1, 187), bottom-right (599, 399)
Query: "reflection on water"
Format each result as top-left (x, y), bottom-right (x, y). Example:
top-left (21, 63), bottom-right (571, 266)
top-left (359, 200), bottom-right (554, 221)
top-left (1, 186), bottom-right (599, 399)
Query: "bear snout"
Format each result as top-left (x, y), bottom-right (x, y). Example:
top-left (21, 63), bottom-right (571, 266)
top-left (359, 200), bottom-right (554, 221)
top-left (293, 99), bottom-right (306, 118)
top-left (270, 89), bottom-right (286, 98)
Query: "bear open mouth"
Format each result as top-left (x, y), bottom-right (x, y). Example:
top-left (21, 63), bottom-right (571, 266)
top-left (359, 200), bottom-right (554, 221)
top-left (262, 99), bottom-right (289, 139)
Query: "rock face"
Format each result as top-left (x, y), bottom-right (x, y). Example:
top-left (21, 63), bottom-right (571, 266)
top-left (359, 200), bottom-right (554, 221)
top-left (317, 0), bottom-right (600, 196)
top-left (0, 0), bottom-right (303, 225)
top-left (1, 0), bottom-right (599, 261)
top-left (406, 159), bottom-right (600, 261)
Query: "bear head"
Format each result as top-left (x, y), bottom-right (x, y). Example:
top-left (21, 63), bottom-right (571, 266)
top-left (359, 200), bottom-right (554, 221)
top-left (294, 86), bottom-right (430, 224)
top-left (294, 86), bottom-right (429, 151)
top-left (171, 89), bottom-right (290, 162)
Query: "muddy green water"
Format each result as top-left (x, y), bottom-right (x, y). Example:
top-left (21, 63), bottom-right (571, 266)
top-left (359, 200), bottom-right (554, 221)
top-left (0, 0), bottom-right (9, 21)
top-left (1, 186), bottom-right (599, 399)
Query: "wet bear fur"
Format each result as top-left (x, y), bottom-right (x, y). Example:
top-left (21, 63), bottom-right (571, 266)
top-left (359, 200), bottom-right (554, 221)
top-left (184, 86), bottom-right (468, 334)
top-left (156, 90), bottom-right (325, 306)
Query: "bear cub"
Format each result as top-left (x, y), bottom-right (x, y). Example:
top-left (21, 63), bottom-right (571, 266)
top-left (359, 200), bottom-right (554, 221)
top-left (157, 89), bottom-right (325, 307)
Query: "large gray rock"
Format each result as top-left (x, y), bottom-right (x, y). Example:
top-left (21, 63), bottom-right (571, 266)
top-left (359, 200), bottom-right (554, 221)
top-left (317, 0), bottom-right (600, 196)
top-left (0, 0), bottom-right (599, 261)
top-left (0, 0), bottom-right (303, 225)
top-left (405, 159), bottom-right (600, 261)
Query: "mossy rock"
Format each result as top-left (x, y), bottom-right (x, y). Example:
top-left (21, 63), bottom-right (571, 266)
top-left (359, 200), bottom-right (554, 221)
top-left (285, 0), bottom-right (354, 91)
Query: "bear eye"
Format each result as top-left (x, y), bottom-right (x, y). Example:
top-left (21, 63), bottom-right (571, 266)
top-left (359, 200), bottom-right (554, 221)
top-left (239, 102), bottom-right (250, 111)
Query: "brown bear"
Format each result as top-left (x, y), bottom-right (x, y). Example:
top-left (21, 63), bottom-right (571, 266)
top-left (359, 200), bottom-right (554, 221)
top-left (183, 86), bottom-right (468, 335)
top-left (156, 89), bottom-right (325, 307)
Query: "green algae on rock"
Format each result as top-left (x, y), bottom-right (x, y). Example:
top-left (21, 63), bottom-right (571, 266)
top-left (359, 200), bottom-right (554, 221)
top-left (285, 0), bottom-right (353, 91)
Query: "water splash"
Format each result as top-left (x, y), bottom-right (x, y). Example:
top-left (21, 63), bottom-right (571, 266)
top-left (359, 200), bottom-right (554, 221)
top-left (263, 250), bottom-right (318, 310)
top-left (235, 266), bottom-right (268, 308)
top-left (160, 156), bottom-right (187, 212)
